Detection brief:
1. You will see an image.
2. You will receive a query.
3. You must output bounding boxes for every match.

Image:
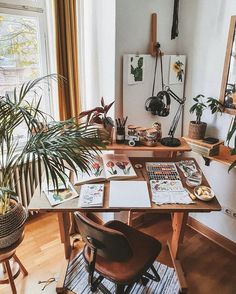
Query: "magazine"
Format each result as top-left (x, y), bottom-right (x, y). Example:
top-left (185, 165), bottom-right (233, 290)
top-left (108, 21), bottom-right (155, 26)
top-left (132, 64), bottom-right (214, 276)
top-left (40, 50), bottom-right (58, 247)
top-left (43, 182), bottom-right (78, 206)
top-left (78, 184), bottom-right (104, 207)
top-left (74, 154), bottom-right (137, 185)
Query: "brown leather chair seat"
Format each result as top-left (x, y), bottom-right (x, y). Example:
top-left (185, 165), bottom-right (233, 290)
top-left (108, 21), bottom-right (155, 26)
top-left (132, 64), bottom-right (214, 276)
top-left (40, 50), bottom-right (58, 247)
top-left (84, 220), bottom-right (161, 284)
top-left (74, 212), bottom-right (162, 293)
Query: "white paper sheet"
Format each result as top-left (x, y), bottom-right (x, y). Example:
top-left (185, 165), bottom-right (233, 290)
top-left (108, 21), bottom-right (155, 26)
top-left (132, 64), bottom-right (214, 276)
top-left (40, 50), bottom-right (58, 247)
top-left (109, 181), bottom-right (151, 208)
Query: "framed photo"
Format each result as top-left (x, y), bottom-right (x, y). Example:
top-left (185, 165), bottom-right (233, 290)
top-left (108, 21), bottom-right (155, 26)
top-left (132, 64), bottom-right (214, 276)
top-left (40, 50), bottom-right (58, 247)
top-left (169, 55), bottom-right (186, 84)
top-left (128, 54), bottom-right (145, 84)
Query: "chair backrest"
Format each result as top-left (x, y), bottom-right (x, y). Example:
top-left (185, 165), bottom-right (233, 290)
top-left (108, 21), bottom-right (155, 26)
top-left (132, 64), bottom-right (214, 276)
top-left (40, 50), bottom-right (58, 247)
top-left (74, 212), bottom-right (133, 262)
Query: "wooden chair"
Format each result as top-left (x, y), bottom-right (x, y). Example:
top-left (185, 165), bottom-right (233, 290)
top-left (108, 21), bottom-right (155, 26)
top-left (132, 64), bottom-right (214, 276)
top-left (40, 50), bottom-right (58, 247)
top-left (74, 212), bottom-right (162, 294)
top-left (0, 234), bottom-right (28, 294)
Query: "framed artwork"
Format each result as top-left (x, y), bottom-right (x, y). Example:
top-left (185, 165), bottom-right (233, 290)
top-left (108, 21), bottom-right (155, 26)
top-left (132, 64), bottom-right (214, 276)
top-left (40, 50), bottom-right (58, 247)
top-left (169, 55), bottom-right (186, 85)
top-left (219, 15), bottom-right (236, 115)
top-left (128, 54), bottom-right (145, 84)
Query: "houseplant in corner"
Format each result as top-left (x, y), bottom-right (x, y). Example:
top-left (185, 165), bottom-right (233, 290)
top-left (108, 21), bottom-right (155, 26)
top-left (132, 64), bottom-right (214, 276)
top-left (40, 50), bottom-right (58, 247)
top-left (189, 94), bottom-right (224, 139)
top-left (79, 97), bottom-right (114, 143)
top-left (0, 75), bottom-right (103, 248)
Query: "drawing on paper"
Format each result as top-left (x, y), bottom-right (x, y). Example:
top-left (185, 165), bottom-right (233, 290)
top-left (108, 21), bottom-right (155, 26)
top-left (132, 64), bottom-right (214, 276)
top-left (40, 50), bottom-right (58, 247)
top-left (128, 55), bottom-right (145, 84)
top-left (169, 55), bottom-right (186, 84)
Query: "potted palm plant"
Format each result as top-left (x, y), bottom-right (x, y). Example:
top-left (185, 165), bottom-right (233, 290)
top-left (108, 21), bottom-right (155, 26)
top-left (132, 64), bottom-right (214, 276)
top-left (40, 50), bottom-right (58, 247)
top-left (79, 97), bottom-right (114, 143)
top-left (0, 75), bottom-right (103, 248)
top-left (189, 94), bottom-right (224, 139)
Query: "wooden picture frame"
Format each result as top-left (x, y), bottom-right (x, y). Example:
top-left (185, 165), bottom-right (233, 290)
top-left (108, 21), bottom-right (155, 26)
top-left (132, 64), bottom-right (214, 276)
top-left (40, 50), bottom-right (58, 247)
top-left (219, 15), bottom-right (236, 115)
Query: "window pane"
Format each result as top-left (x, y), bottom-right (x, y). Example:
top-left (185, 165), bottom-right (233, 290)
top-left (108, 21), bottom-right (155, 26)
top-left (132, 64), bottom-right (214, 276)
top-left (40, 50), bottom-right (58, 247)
top-left (0, 13), bottom-right (45, 147)
top-left (0, 13), bottom-right (42, 96)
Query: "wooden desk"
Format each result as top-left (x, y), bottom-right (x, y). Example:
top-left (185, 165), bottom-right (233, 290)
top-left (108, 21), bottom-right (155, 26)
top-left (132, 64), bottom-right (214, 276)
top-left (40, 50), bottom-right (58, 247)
top-left (28, 157), bottom-right (221, 293)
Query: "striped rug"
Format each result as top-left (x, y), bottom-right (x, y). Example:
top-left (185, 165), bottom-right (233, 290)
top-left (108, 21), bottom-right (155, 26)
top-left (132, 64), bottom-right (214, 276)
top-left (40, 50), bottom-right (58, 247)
top-left (64, 252), bottom-right (179, 294)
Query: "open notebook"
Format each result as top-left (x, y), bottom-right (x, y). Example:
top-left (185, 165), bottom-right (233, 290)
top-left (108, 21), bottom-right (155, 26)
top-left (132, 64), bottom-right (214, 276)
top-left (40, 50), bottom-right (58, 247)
top-left (74, 154), bottom-right (137, 185)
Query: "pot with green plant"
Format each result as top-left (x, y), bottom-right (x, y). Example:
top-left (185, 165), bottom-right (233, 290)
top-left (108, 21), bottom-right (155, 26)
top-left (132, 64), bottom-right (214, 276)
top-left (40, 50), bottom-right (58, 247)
top-left (79, 97), bottom-right (114, 143)
top-left (0, 75), bottom-right (103, 249)
top-left (189, 94), bottom-right (224, 139)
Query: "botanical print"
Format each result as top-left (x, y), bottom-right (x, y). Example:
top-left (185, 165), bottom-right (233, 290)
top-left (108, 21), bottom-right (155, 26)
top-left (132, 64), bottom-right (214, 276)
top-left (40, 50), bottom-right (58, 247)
top-left (92, 162), bottom-right (103, 177)
top-left (128, 54), bottom-right (145, 84)
top-left (169, 55), bottom-right (186, 84)
top-left (106, 161), bottom-right (117, 175)
top-left (116, 161), bottom-right (131, 175)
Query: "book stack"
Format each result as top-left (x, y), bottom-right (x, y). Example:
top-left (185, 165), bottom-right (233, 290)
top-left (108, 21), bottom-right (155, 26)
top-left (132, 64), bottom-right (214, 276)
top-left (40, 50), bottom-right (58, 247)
top-left (183, 137), bottom-right (224, 157)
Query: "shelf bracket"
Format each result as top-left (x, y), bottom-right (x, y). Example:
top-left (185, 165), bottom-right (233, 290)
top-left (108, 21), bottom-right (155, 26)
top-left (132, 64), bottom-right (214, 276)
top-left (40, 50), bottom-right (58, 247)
top-left (202, 156), bottom-right (211, 166)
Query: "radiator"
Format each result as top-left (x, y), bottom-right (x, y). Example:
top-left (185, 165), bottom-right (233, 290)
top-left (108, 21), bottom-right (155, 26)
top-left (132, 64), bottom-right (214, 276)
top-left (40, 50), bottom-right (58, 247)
top-left (9, 163), bottom-right (40, 208)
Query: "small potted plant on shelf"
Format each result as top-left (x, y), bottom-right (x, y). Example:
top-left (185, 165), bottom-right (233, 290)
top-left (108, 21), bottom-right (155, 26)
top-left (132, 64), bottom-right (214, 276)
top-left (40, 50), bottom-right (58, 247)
top-left (0, 75), bottom-right (103, 249)
top-left (79, 97), bottom-right (114, 143)
top-left (189, 94), bottom-right (224, 139)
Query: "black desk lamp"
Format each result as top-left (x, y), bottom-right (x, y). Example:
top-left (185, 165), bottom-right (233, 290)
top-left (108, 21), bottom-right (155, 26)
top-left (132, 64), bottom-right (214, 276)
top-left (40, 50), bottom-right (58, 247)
top-left (160, 86), bottom-right (186, 147)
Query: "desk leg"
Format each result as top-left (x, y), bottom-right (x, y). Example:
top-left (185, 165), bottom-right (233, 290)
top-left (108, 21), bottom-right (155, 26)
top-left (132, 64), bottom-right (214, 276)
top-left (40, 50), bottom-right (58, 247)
top-left (167, 212), bottom-right (188, 293)
top-left (128, 211), bottom-right (133, 226)
top-left (57, 212), bottom-right (71, 260)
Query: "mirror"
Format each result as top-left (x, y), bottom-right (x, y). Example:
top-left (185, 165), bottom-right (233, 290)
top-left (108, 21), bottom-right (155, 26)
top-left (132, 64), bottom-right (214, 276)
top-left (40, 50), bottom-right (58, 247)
top-left (220, 16), bottom-right (236, 115)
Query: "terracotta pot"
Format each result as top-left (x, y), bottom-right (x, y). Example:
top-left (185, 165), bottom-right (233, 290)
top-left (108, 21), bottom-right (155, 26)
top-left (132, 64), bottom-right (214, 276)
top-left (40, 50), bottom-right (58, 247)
top-left (188, 121), bottom-right (207, 139)
top-left (0, 200), bottom-right (27, 248)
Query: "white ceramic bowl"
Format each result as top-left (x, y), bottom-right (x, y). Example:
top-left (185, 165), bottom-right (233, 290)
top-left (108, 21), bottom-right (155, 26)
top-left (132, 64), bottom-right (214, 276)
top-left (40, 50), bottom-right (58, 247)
top-left (194, 186), bottom-right (215, 202)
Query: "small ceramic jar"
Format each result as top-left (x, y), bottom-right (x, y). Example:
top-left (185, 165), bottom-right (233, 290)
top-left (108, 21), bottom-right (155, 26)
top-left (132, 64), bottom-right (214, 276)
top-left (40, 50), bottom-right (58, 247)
top-left (127, 125), bottom-right (138, 136)
top-left (136, 127), bottom-right (147, 141)
top-left (144, 128), bottom-right (158, 146)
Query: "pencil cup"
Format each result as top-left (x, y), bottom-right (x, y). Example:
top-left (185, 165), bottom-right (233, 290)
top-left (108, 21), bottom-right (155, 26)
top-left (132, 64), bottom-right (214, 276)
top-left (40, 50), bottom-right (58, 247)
top-left (116, 127), bottom-right (125, 144)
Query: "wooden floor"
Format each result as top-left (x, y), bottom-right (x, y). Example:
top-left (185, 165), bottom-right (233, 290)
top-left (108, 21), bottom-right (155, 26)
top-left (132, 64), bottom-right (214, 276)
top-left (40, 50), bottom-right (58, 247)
top-left (0, 213), bottom-right (236, 294)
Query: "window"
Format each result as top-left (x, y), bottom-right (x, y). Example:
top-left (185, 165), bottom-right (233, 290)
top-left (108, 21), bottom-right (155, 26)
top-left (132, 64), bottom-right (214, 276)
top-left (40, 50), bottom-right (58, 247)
top-left (77, 0), bottom-right (115, 117)
top-left (0, 0), bottom-right (57, 148)
top-left (0, 0), bottom-right (55, 115)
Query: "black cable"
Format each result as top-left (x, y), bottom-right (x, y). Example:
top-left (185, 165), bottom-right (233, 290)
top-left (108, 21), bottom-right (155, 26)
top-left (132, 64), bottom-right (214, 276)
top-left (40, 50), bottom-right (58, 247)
top-left (152, 51), bottom-right (159, 96)
top-left (171, 0), bottom-right (180, 40)
top-left (160, 51), bottom-right (164, 91)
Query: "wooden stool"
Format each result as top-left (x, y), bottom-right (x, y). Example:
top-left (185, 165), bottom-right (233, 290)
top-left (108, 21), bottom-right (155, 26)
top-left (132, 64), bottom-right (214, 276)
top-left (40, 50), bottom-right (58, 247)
top-left (0, 234), bottom-right (28, 294)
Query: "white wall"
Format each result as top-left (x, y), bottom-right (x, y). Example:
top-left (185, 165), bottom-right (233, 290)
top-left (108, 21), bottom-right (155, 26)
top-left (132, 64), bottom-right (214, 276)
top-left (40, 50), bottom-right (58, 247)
top-left (178, 0), bottom-right (236, 241)
top-left (115, 0), bottom-right (178, 117)
top-left (115, 0), bottom-right (236, 242)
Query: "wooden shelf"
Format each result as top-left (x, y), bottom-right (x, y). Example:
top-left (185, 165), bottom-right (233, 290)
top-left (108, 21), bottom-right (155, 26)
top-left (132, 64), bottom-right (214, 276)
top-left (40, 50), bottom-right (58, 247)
top-left (106, 138), bottom-right (191, 152)
top-left (204, 145), bottom-right (236, 167)
top-left (183, 137), bottom-right (235, 167)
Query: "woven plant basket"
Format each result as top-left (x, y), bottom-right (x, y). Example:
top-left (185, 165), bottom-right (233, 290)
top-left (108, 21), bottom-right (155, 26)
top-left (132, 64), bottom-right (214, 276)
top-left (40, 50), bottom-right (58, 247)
top-left (188, 121), bottom-right (207, 140)
top-left (0, 200), bottom-right (28, 249)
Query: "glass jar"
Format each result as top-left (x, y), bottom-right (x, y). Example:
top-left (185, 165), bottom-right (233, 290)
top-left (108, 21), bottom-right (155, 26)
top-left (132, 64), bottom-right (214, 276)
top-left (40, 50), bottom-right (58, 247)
top-left (116, 127), bottom-right (125, 144)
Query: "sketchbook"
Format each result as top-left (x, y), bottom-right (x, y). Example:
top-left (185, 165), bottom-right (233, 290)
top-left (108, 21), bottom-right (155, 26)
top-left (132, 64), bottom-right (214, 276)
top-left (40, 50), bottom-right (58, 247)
top-left (74, 154), bottom-right (137, 185)
top-left (78, 184), bottom-right (104, 207)
top-left (43, 182), bottom-right (78, 206)
top-left (109, 181), bottom-right (151, 208)
top-left (150, 180), bottom-right (194, 205)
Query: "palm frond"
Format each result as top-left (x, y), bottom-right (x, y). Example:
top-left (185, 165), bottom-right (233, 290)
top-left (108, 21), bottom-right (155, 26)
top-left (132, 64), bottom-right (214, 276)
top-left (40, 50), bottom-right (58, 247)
top-left (0, 75), bottom-right (104, 212)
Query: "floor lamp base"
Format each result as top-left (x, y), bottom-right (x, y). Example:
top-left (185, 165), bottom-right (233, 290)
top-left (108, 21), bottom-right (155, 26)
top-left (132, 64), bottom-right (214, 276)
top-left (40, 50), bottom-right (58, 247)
top-left (160, 137), bottom-right (181, 147)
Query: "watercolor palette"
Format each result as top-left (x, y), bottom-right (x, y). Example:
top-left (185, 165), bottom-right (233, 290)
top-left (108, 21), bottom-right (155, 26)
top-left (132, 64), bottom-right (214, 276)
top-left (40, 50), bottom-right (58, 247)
top-left (145, 162), bottom-right (180, 181)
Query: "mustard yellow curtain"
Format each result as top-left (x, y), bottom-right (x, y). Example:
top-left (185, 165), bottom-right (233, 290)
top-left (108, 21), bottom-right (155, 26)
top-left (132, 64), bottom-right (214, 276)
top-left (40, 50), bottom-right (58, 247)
top-left (54, 0), bottom-right (80, 120)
